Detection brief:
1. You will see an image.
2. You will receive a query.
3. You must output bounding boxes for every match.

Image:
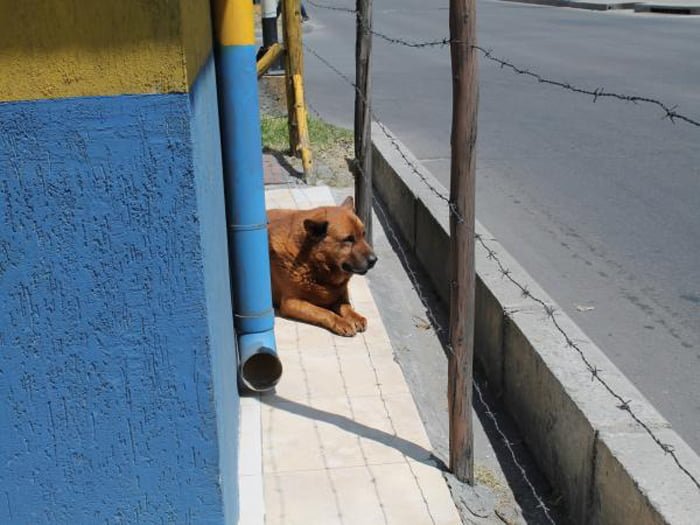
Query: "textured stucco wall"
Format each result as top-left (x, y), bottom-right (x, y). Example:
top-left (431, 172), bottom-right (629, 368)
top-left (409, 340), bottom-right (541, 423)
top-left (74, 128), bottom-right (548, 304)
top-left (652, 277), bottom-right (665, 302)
top-left (0, 0), bottom-right (213, 102)
top-left (190, 54), bottom-right (240, 525)
top-left (0, 54), bottom-right (237, 523)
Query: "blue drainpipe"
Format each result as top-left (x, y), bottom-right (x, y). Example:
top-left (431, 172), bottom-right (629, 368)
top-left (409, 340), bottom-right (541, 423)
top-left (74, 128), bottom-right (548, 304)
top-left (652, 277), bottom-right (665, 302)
top-left (212, 0), bottom-right (282, 392)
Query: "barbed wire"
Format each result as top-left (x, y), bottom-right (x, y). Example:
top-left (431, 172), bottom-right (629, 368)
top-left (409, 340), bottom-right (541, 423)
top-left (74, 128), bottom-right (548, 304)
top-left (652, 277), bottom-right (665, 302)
top-left (302, 41), bottom-right (700, 493)
top-left (370, 29), bottom-right (452, 49)
top-left (471, 46), bottom-right (700, 128)
top-left (302, 48), bottom-right (559, 517)
top-left (473, 380), bottom-right (557, 525)
top-left (473, 231), bottom-right (700, 491)
top-left (305, 44), bottom-right (566, 520)
top-left (303, 44), bottom-right (466, 221)
top-left (369, 174), bottom-right (557, 524)
top-left (307, 0), bottom-right (454, 47)
top-left (302, 2), bottom-right (700, 128)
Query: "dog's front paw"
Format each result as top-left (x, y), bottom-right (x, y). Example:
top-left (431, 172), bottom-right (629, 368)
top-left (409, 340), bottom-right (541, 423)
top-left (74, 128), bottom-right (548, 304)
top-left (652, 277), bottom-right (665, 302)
top-left (331, 317), bottom-right (358, 337)
top-left (339, 305), bottom-right (367, 333)
top-left (349, 313), bottom-right (367, 333)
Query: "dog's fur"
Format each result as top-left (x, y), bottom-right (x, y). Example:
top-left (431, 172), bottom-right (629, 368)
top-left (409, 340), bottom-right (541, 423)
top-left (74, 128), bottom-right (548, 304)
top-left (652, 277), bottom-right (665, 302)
top-left (267, 196), bottom-right (377, 336)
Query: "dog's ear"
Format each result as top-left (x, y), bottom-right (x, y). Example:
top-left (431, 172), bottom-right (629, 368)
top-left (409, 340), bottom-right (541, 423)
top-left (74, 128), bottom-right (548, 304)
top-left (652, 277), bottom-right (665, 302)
top-left (340, 196), bottom-right (354, 211)
top-left (303, 218), bottom-right (329, 238)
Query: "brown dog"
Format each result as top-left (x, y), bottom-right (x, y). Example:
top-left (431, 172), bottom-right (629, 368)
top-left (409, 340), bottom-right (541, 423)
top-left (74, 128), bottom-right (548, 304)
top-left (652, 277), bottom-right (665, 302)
top-left (267, 196), bottom-right (377, 336)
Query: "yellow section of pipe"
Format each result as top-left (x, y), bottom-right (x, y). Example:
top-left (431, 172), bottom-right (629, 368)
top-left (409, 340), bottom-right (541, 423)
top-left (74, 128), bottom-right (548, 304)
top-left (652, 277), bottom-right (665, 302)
top-left (212, 0), bottom-right (255, 46)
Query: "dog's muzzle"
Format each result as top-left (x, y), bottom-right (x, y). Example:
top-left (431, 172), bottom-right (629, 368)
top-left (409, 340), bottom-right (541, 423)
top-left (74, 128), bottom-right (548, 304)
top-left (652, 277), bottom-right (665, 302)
top-left (342, 254), bottom-right (378, 275)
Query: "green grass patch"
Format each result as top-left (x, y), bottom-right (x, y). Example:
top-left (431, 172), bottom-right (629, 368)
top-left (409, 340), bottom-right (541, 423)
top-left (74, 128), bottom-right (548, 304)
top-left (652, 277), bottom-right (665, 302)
top-left (261, 115), bottom-right (353, 154)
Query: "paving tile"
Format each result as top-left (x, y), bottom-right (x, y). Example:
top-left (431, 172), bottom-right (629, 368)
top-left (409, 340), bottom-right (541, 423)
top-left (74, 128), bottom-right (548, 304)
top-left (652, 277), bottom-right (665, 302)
top-left (239, 395), bottom-right (262, 477)
top-left (348, 275), bottom-right (374, 300)
top-left (287, 353), bottom-right (346, 399)
top-left (335, 350), bottom-right (386, 398)
top-left (239, 474), bottom-right (265, 525)
top-left (329, 465), bottom-right (388, 525)
top-left (371, 354), bottom-right (412, 396)
top-left (362, 318), bottom-right (394, 348)
top-left (381, 393), bottom-right (433, 450)
top-left (265, 188), bottom-right (296, 210)
top-left (272, 317), bottom-right (299, 348)
top-left (346, 394), bottom-right (434, 466)
top-left (371, 462), bottom-right (460, 525)
top-left (295, 321), bottom-right (337, 354)
top-left (270, 360), bottom-right (309, 401)
top-left (263, 395), bottom-right (367, 471)
top-left (407, 461), bottom-right (463, 525)
top-left (261, 398), bottom-right (326, 474)
top-left (292, 186), bottom-right (334, 208)
top-left (264, 470), bottom-right (341, 525)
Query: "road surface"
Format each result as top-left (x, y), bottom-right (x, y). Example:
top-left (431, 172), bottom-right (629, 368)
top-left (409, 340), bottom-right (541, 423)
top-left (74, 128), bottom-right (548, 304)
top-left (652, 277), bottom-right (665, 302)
top-left (300, 0), bottom-right (700, 451)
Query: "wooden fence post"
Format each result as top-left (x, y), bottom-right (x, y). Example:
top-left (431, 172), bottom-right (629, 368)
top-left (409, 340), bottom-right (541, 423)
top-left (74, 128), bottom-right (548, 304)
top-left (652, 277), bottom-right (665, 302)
top-left (354, 0), bottom-right (373, 243)
top-left (448, 0), bottom-right (478, 485)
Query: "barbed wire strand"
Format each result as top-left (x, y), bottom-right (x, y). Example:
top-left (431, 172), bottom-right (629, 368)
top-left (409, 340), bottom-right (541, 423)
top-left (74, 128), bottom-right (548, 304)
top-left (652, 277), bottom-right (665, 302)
top-left (304, 43), bottom-right (561, 521)
top-left (473, 379), bottom-right (557, 524)
top-left (302, 41), bottom-right (700, 492)
top-left (471, 45), bottom-right (700, 128)
top-left (366, 164), bottom-right (558, 525)
top-left (303, 1), bottom-right (700, 127)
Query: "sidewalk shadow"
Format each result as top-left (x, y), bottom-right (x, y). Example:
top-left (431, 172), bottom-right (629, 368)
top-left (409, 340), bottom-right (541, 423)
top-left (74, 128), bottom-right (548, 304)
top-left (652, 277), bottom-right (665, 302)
top-left (264, 147), bottom-right (304, 182)
top-left (260, 394), bottom-right (448, 471)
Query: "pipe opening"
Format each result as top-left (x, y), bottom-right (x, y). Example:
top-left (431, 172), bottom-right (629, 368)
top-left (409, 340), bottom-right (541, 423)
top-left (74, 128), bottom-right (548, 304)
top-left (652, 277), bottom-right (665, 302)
top-left (241, 350), bottom-right (283, 392)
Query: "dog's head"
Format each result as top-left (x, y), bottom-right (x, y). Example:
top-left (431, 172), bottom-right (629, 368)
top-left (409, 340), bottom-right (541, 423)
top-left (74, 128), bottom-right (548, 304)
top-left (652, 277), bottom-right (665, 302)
top-left (303, 196), bottom-right (377, 275)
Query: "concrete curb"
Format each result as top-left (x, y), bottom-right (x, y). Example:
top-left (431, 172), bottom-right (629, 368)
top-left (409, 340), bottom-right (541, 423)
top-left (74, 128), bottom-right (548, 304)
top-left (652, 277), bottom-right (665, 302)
top-left (634, 1), bottom-right (700, 13)
top-left (501, 0), bottom-right (639, 11)
top-left (371, 122), bottom-right (700, 524)
top-left (501, 0), bottom-right (700, 13)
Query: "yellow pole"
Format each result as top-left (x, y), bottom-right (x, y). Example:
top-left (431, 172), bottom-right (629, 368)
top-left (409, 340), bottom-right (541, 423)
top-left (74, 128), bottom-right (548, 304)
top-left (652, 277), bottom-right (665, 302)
top-left (256, 43), bottom-right (284, 78)
top-left (281, 0), bottom-right (313, 177)
top-left (293, 74), bottom-right (313, 174)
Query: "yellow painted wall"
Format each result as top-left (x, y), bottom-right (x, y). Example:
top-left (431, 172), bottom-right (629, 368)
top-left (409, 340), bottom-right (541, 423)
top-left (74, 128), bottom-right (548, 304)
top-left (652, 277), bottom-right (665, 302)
top-left (0, 0), bottom-right (214, 102)
top-left (180, 0), bottom-right (216, 89)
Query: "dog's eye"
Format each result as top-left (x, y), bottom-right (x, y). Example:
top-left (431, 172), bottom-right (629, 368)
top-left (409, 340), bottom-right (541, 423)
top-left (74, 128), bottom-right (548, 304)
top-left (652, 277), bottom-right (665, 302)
top-left (343, 235), bottom-right (355, 243)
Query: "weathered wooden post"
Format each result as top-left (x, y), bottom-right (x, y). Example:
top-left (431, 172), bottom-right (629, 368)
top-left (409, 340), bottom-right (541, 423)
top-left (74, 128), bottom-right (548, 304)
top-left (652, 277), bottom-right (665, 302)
top-left (448, 0), bottom-right (478, 484)
top-left (354, 0), bottom-right (373, 243)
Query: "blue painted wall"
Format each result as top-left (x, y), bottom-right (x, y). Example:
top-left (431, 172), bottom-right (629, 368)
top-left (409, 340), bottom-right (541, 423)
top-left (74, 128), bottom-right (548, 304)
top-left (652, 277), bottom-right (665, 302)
top-left (0, 55), bottom-right (238, 524)
top-left (190, 55), bottom-right (240, 525)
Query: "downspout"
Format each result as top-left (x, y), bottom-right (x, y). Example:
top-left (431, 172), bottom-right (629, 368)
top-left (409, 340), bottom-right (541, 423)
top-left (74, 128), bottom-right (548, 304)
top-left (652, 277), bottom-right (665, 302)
top-left (212, 0), bottom-right (282, 392)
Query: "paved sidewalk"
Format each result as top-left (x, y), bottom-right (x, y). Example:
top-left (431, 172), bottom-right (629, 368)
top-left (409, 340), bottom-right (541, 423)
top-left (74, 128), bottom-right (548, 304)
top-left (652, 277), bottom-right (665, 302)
top-left (240, 186), bottom-right (462, 525)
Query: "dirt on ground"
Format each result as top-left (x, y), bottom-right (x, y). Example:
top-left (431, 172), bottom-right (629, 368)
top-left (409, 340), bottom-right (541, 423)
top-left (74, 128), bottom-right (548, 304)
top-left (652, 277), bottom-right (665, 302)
top-left (258, 76), bottom-right (355, 187)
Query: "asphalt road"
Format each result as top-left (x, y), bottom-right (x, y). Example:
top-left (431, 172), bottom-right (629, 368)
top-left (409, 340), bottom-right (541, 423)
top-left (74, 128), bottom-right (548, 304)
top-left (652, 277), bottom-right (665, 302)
top-left (299, 0), bottom-right (700, 451)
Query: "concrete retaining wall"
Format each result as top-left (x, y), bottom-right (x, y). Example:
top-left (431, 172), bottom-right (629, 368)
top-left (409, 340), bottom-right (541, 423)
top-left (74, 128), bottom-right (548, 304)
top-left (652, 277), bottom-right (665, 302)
top-left (371, 122), bottom-right (700, 524)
